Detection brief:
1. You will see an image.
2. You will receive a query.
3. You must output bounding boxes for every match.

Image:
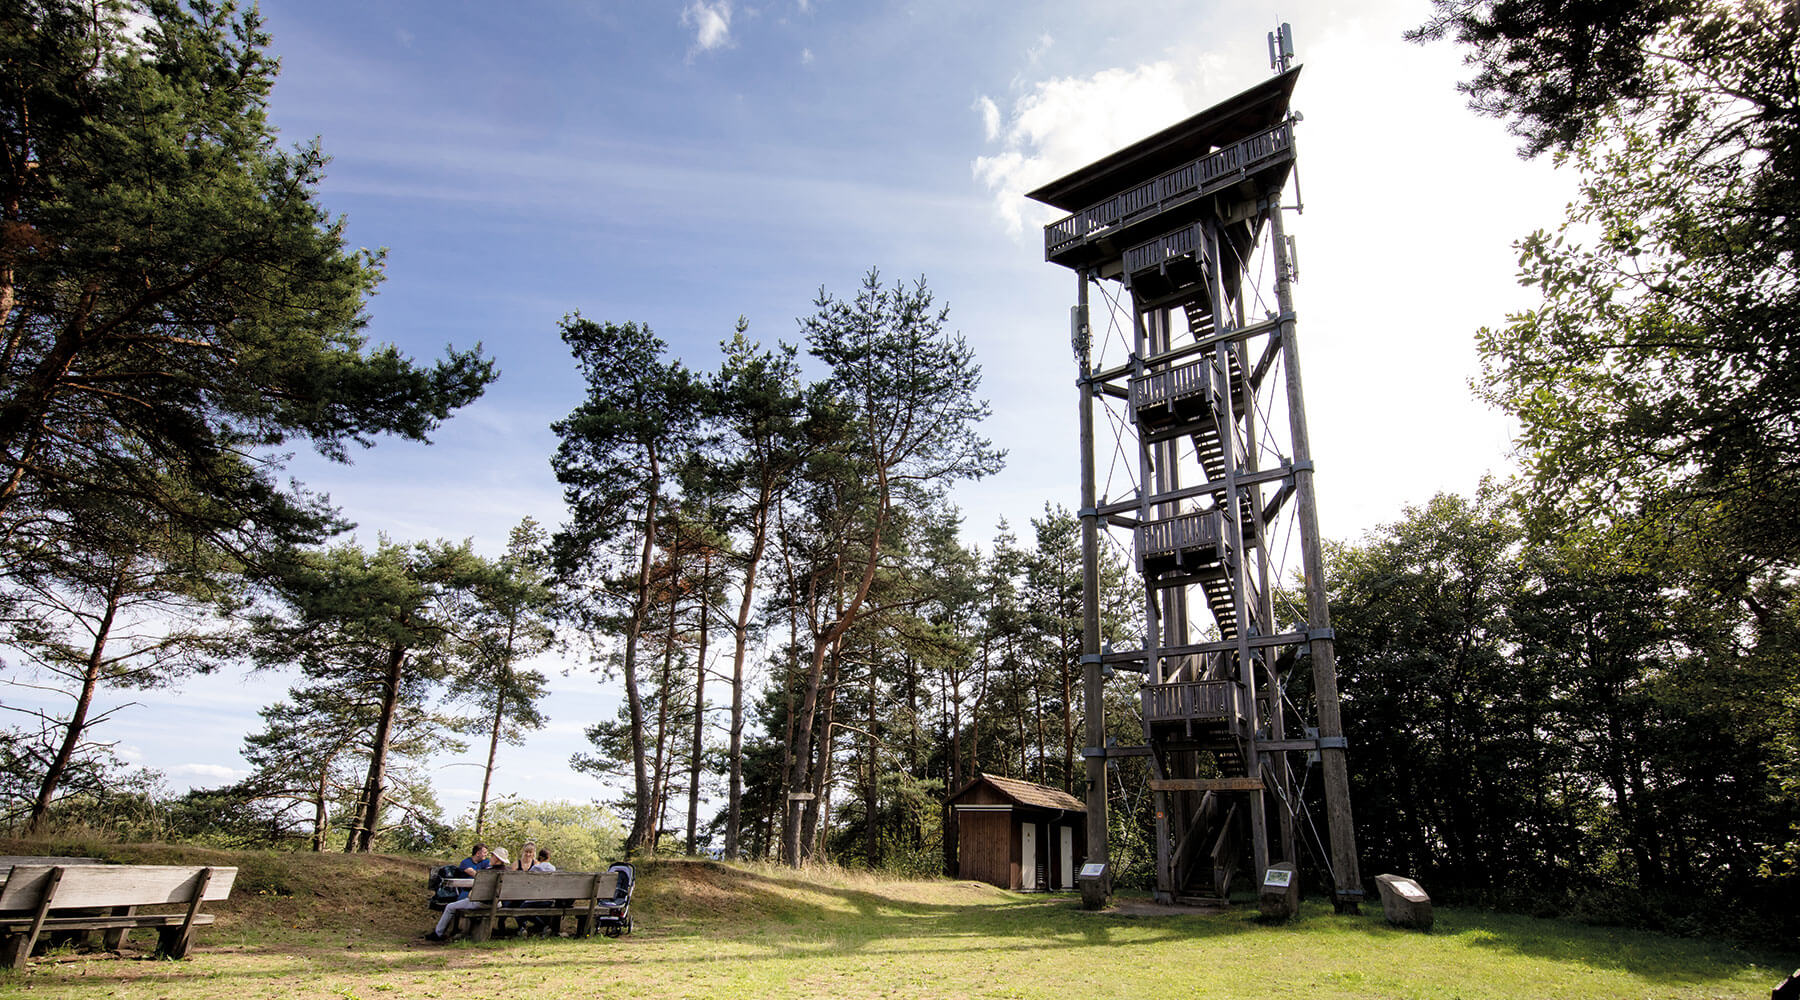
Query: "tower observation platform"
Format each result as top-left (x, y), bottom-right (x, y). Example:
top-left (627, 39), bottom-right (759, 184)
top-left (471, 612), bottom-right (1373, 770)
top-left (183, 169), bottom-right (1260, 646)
top-left (1038, 53), bottom-right (1363, 911)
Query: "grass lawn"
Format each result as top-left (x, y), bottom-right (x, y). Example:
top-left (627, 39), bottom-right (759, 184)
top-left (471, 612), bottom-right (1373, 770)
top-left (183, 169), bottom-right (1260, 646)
top-left (0, 850), bottom-right (1790, 1000)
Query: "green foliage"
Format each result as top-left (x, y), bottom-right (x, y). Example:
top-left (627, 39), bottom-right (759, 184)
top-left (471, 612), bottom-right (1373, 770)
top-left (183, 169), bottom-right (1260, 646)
top-left (1331, 485), bottom-right (1798, 940)
top-left (0, 0), bottom-right (494, 555)
top-left (1410, 0), bottom-right (1697, 156)
top-left (252, 537), bottom-right (490, 851)
top-left (453, 796), bottom-right (624, 871)
top-left (0, 481), bottom-right (244, 829)
top-left (1423, 1), bottom-right (1800, 576)
top-left (458, 517), bottom-right (556, 834)
top-left (6, 765), bottom-right (170, 841)
top-left (551, 315), bottom-right (708, 854)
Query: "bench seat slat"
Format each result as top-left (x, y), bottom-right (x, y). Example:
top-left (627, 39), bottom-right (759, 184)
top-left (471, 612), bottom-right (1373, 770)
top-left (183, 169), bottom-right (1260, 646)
top-left (0, 913), bottom-right (216, 931)
top-left (452, 870), bottom-right (621, 942)
top-left (0, 866), bottom-right (237, 911)
top-left (465, 871), bottom-right (616, 902)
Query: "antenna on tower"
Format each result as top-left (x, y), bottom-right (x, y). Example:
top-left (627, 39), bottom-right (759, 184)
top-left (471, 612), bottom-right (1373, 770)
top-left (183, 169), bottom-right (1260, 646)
top-left (1268, 22), bottom-right (1295, 72)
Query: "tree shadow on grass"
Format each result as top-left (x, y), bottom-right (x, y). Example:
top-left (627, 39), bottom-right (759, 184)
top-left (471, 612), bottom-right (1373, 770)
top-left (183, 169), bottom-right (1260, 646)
top-left (1416, 906), bottom-right (1796, 988)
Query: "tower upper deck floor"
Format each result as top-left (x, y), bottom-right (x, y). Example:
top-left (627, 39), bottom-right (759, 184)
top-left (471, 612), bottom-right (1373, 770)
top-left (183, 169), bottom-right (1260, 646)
top-left (1027, 67), bottom-right (1301, 276)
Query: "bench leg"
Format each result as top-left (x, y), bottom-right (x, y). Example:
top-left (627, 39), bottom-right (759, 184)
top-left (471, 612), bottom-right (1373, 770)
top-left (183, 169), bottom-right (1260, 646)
top-left (0, 933), bottom-right (29, 970)
top-left (157, 924), bottom-right (194, 960)
top-left (468, 911), bottom-right (495, 943)
top-left (102, 906), bottom-right (134, 951)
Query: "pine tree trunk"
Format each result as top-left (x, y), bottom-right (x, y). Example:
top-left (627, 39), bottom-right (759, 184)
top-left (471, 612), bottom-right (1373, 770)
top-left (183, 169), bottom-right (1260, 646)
top-left (784, 489), bottom-right (887, 866)
top-left (686, 548), bottom-right (711, 855)
top-left (620, 447), bottom-right (662, 854)
top-left (352, 641), bottom-right (408, 852)
top-left (475, 685), bottom-right (508, 837)
top-left (725, 501), bottom-right (770, 860)
top-left (864, 654), bottom-right (879, 867)
top-left (28, 565), bottom-right (126, 833)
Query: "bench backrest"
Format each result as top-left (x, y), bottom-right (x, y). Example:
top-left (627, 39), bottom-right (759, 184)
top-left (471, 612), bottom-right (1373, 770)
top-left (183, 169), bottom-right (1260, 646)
top-left (465, 869), bottom-right (617, 904)
top-left (0, 856), bottom-right (102, 868)
top-left (0, 865), bottom-right (237, 911)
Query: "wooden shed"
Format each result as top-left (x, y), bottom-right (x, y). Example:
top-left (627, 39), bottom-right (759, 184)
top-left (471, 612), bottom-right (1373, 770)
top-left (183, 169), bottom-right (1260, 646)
top-left (949, 774), bottom-right (1087, 891)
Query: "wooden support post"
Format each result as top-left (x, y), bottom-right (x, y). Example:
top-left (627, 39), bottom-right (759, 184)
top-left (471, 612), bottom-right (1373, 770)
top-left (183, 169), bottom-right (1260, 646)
top-left (1268, 189), bottom-right (1363, 912)
top-left (3, 865), bottom-right (63, 968)
top-left (582, 872), bottom-right (603, 937)
top-left (470, 871), bottom-right (502, 942)
top-left (1077, 270), bottom-right (1112, 911)
top-left (157, 867), bottom-right (212, 959)
top-left (102, 906), bottom-right (132, 951)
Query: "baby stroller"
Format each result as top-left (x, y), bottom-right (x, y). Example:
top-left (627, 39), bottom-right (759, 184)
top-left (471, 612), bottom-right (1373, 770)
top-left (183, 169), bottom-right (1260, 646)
top-left (595, 862), bottom-right (634, 937)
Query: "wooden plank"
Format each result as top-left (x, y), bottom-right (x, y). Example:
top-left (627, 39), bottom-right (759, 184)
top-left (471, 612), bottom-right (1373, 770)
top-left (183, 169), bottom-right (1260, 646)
top-left (465, 870), bottom-right (616, 904)
top-left (161, 867), bottom-right (213, 959)
top-left (1148, 777), bottom-right (1264, 792)
top-left (0, 914), bottom-right (214, 931)
top-left (581, 873), bottom-right (602, 938)
top-left (10, 865), bottom-right (61, 969)
top-left (0, 866), bottom-right (236, 911)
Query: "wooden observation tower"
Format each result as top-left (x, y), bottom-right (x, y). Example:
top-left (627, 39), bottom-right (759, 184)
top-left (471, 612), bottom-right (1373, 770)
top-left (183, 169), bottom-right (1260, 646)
top-left (1031, 30), bottom-right (1363, 911)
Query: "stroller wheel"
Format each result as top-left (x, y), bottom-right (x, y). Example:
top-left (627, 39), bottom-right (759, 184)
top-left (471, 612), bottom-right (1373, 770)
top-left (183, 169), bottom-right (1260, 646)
top-left (623, 914), bottom-right (632, 935)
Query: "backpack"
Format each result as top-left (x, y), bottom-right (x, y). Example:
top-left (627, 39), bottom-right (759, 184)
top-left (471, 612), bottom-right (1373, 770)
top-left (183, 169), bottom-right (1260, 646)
top-left (429, 865), bottom-right (461, 907)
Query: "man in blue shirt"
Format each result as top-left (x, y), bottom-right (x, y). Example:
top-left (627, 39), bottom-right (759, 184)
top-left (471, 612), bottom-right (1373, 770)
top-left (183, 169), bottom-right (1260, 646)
top-left (456, 844), bottom-right (493, 884)
top-left (427, 844), bottom-right (506, 941)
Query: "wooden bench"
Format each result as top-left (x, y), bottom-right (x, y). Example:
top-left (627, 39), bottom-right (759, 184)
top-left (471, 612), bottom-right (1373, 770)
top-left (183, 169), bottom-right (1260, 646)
top-left (0, 864), bottom-right (236, 967)
top-left (447, 869), bottom-right (618, 942)
top-left (0, 856), bottom-right (102, 887)
top-left (0, 856), bottom-right (103, 869)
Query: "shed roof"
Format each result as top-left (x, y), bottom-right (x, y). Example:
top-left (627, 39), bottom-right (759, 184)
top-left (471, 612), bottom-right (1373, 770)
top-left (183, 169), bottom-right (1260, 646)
top-left (950, 773), bottom-right (1085, 813)
top-left (1025, 66), bottom-right (1301, 213)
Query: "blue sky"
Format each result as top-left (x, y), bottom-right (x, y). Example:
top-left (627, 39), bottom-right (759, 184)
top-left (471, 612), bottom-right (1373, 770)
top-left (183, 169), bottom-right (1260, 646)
top-left (23, 1), bottom-right (1577, 829)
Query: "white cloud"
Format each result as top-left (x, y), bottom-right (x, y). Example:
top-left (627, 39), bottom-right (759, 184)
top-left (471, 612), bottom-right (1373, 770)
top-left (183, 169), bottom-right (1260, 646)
top-left (797, 0), bottom-right (812, 11)
top-left (801, 47), bottom-right (814, 66)
top-left (972, 61), bottom-right (1214, 234)
top-left (168, 763), bottom-right (246, 781)
top-left (682, 2), bottom-right (733, 53)
top-left (1027, 32), bottom-right (1053, 65)
top-left (975, 96), bottom-right (1000, 142)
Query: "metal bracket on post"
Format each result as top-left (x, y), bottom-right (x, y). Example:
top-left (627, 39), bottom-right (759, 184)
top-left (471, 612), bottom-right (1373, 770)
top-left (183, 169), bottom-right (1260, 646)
top-left (1308, 627), bottom-right (1335, 641)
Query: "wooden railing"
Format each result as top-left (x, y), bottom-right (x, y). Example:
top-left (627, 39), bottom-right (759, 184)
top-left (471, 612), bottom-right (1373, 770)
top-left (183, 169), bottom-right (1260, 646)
top-left (1131, 357), bottom-right (1221, 422)
top-left (1142, 680), bottom-right (1241, 724)
top-left (1043, 121), bottom-right (1294, 260)
top-left (1136, 509), bottom-right (1225, 564)
top-left (1123, 224), bottom-right (1203, 283)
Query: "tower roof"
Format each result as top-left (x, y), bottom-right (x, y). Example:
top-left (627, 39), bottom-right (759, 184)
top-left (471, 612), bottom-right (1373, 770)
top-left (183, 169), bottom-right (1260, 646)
top-left (1025, 66), bottom-right (1301, 213)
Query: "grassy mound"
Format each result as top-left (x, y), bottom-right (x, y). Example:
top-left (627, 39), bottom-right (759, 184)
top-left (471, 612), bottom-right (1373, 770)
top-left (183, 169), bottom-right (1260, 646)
top-left (0, 841), bottom-right (1790, 999)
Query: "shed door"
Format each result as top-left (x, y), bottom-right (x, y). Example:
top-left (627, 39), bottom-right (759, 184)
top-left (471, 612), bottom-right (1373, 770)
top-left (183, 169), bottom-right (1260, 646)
top-left (1020, 822), bottom-right (1037, 890)
top-left (1059, 825), bottom-right (1074, 890)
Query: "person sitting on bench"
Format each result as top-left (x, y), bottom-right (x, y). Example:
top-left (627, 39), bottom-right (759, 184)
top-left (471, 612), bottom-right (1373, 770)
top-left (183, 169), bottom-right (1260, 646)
top-left (516, 848), bottom-right (558, 936)
top-left (426, 846), bottom-right (508, 941)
